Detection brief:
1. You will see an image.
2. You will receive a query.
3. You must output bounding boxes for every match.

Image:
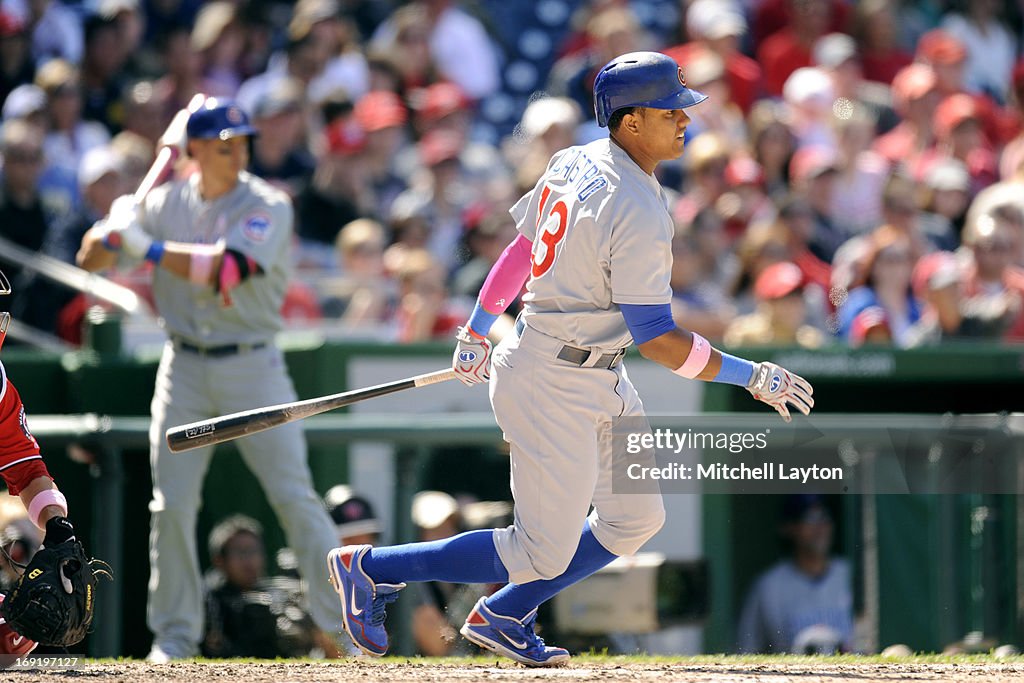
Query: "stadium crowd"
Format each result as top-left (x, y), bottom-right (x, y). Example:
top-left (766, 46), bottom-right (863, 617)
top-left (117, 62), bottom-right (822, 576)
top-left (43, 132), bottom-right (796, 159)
top-left (2, 0), bottom-right (1024, 348)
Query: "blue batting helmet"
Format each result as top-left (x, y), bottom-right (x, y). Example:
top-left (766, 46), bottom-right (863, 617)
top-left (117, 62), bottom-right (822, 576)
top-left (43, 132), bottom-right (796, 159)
top-left (593, 52), bottom-right (708, 128)
top-left (186, 98), bottom-right (258, 140)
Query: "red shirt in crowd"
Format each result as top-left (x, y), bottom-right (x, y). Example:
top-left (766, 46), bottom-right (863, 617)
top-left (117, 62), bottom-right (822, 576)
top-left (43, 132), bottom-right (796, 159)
top-left (664, 43), bottom-right (763, 114)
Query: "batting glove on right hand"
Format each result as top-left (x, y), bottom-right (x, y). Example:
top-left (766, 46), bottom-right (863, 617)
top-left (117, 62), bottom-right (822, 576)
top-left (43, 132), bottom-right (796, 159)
top-left (100, 195), bottom-right (152, 259)
top-left (453, 326), bottom-right (492, 385)
top-left (746, 361), bottom-right (814, 423)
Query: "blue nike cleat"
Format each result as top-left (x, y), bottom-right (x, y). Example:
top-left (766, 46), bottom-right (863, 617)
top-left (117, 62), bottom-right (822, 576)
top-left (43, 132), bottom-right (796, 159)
top-left (460, 597), bottom-right (570, 667)
top-left (327, 545), bottom-right (405, 656)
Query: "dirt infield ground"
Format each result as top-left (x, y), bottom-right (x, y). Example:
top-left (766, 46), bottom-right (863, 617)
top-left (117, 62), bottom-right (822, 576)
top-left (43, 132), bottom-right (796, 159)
top-left (6, 656), bottom-right (1024, 682)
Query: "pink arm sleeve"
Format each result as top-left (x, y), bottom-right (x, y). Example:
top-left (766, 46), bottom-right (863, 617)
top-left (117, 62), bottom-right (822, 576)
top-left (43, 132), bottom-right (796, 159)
top-left (477, 233), bottom-right (533, 314)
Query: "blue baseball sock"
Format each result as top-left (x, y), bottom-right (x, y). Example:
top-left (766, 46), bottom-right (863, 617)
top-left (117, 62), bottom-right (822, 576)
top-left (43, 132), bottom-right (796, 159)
top-left (361, 529), bottom-right (509, 584)
top-left (484, 522), bottom-right (616, 620)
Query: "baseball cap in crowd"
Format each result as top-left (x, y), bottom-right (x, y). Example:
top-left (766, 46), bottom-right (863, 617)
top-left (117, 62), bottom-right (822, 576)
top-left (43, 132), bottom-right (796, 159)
top-left (415, 82), bottom-right (470, 124)
top-left (782, 67), bottom-right (834, 110)
top-left (191, 1), bottom-right (237, 53)
top-left (686, 0), bottom-right (746, 40)
top-left (253, 79), bottom-right (303, 119)
top-left (923, 158), bottom-right (970, 193)
top-left (520, 97), bottom-right (579, 140)
top-left (755, 262), bottom-right (805, 300)
top-left (790, 145), bottom-right (839, 183)
top-left (782, 493), bottom-right (829, 523)
top-left (419, 129), bottom-right (462, 167)
top-left (849, 306), bottom-right (891, 347)
top-left (934, 94), bottom-right (978, 139)
top-left (724, 156), bottom-right (764, 187)
top-left (78, 145), bottom-right (122, 189)
top-left (324, 484), bottom-right (382, 539)
top-left (916, 29), bottom-right (966, 66)
top-left (325, 116), bottom-right (367, 155)
top-left (412, 490), bottom-right (459, 530)
top-left (2, 84), bottom-right (45, 121)
top-left (354, 91), bottom-right (407, 132)
top-left (813, 33), bottom-right (858, 70)
top-left (891, 63), bottom-right (937, 113)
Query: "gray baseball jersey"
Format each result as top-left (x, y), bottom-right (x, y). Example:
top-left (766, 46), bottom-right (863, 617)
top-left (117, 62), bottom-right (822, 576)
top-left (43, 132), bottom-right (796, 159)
top-left (510, 138), bottom-right (674, 350)
top-left (138, 171), bottom-right (291, 345)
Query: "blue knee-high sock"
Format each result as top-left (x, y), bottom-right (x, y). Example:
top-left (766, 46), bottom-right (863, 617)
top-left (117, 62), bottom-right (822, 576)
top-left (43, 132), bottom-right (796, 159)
top-left (361, 529), bottom-right (509, 584)
top-left (485, 522), bottom-right (616, 621)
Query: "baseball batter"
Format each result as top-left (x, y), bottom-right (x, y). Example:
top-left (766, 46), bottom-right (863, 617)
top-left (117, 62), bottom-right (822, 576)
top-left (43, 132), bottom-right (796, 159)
top-left (327, 52), bottom-right (814, 667)
top-left (77, 99), bottom-right (343, 662)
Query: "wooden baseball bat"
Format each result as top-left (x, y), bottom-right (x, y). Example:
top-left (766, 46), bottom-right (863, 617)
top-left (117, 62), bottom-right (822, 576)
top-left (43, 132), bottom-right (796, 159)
top-left (133, 93), bottom-right (207, 202)
top-left (166, 368), bottom-right (459, 452)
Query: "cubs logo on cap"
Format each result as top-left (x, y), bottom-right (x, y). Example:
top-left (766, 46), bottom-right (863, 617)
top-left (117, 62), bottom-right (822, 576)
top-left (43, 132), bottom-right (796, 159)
top-left (227, 106), bottom-right (243, 124)
top-left (678, 67), bottom-right (686, 87)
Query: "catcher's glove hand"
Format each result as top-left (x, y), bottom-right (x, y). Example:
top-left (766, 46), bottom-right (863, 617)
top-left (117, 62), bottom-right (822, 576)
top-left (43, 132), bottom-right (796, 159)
top-left (0, 517), bottom-right (111, 647)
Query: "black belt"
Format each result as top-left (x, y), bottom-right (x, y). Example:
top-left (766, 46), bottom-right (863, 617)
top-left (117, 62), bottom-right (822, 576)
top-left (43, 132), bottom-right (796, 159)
top-left (515, 318), bottom-right (625, 369)
top-left (172, 336), bottom-right (267, 358)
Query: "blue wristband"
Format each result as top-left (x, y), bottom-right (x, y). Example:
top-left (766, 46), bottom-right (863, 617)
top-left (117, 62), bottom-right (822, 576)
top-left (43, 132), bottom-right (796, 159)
top-left (713, 353), bottom-right (756, 386)
top-left (145, 240), bottom-right (165, 264)
top-left (467, 302), bottom-right (499, 337)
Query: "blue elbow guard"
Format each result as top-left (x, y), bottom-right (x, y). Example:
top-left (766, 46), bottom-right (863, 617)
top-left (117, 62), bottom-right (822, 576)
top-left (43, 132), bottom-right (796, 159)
top-left (620, 303), bottom-right (676, 345)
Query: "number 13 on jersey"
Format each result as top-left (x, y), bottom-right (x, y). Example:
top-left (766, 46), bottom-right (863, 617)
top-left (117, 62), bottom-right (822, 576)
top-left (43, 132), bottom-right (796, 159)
top-left (531, 185), bottom-right (570, 278)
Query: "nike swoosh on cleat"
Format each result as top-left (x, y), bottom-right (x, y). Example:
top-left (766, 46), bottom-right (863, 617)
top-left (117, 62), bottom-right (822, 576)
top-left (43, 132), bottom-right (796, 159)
top-left (350, 585), bottom-right (364, 616)
top-left (498, 631), bottom-right (528, 650)
top-left (12, 636), bottom-right (23, 646)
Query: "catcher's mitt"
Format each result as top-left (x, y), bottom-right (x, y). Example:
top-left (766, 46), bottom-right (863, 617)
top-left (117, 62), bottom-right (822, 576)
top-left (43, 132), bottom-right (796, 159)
top-left (0, 517), bottom-right (111, 647)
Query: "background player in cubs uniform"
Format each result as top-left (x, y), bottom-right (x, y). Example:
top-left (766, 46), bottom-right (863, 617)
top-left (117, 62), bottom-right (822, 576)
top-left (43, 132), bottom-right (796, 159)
top-left (0, 269), bottom-right (92, 655)
top-left (327, 51), bottom-right (814, 667)
top-left (77, 99), bottom-right (344, 662)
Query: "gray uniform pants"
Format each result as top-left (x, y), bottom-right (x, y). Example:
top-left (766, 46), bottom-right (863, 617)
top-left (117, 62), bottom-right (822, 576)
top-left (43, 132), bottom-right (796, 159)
top-left (490, 323), bottom-right (665, 584)
top-left (146, 341), bottom-right (343, 656)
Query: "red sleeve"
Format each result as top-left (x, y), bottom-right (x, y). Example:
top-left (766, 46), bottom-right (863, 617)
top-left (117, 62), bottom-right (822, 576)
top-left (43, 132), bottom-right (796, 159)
top-left (0, 365), bottom-right (52, 496)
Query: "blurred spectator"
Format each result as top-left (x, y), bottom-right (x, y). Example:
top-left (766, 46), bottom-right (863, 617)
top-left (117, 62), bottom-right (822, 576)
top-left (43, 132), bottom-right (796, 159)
top-left (915, 29), bottom-right (967, 99)
top-left (0, 119), bottom-right (76, 336)
top-left (36, 59), bottom-right (110, 176)
top-left (717, 157), bottom-right (775, 240)
top-left (201, 515), bottom-right (319, 659)
top-left (548, 6), bottom-right (641, 124)
top-left (850, 0), bottom-right (912, 86)
top-left (757, 0), bottom-right (833, 97)
top-left (746, 100), bottom-right (797, 199)
top-left (109, 129), bottom-right (154, 190)
top-left (789, 145), bottom-right (847, 262)
top-left (836, 227), bottom-right (921, 347)
top-left (512, 96), bottom-right (580, 181)
top-left (774, 195), bottom-right (833, 297)
top-left (0, 12), bottom-right (33, 104)
top-left (190, 1), bottom-right (246, 98)
top-left (391, 247), bottom-right (465, 342)
top-left (737, 495), bottom-right (853, 654)
top-left (249, 79), bottom-right (314, 200)
top-left (236, 25), bottom-right (330, 117)
top-left (873, 63), bottom-right (939, 169)
top-left (451, 205), bottom-right (518, 307)
top-left (353, 89), bottom-right (409, 218)
top-left (830, 104), bottom-right (887, 236)
top-left (154, 24), bottom-right (204, 117)
top-left (681, 50), bottom-right (747, 148)
top-left (940, 0), bottom-right (1016, 102)
top-left (2, 0), bottom-right (83, 65)
top-left (409, 490), bottom-right (489, 656)
top-left (119, 81), bottom-right (167, 146)
top-left (674, 131), bottom-right (730, 226)
top-left (812, 32), bottom-right (897, 134)
top-left (371, 0), bottom-right (499, 100)
top-left (324, 484), bottom-right (382, 547)
top-left (670, 216), bottom-right (736, 341)
top-left (369, 5), bottom-right (437, 95)
top-left (922, 94), bottom-right (997, 194)
top-left (729, 220), bottom-right (793, 314)
top-left (663, 0), bottom-right (762, 114)
top-left (2, 82), bottom-right (46, 128)
top-left (905, 251), bottom-right (965, 345)
top-left (848, 305), bottom-right (892, 347)
top-left (67, 144), bottom-right (124, 261)
top-left (81, 14), bottom-right (127, 131)
top-left (296, 114), bottom-right (372, 246)
top-left (724, 262), bottom-right (825, 348)
top-left (959, 204), bottom-right (1024, 341)
top-left (782, 67), bottom-right (836, 150)
top-left (96, 0), bottom-right (144, 76)
top-left (319, 218), bottom-right (393, 325)
top-left (918, 158), bottom-right (970, 250)
top-left (299, 0), bottom-right (371, 105)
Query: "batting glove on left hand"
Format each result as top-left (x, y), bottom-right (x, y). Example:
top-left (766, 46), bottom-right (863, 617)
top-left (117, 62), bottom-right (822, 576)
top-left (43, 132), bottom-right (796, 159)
top-left (453, 326), bottom-right (492, 385)
top-left (746, 361), bottom-right (814, 423)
